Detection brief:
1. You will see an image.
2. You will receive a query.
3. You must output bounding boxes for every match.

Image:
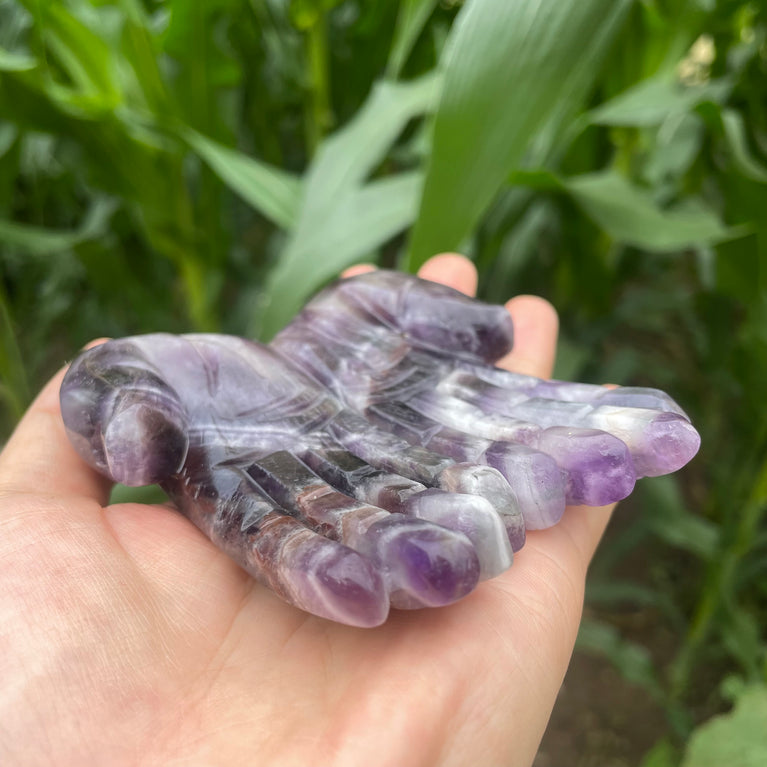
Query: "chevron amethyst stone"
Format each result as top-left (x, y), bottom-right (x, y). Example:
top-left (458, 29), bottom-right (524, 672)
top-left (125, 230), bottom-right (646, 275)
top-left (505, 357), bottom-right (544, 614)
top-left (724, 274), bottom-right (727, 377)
top-left (60, 270), bottom-right (700, 626)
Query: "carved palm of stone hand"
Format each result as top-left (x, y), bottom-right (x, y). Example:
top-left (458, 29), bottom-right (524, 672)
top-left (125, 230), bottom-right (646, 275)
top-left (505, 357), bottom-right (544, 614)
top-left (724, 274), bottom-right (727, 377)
top-left (275, 271), bottom-right (700, 517)
top-left (60, 271), bottom-right (700, 627)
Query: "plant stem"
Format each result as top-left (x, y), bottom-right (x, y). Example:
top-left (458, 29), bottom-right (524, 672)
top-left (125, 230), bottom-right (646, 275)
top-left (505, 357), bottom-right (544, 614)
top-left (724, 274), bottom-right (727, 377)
top-left (670, 455), bottom-right (767, 699)
top-left (0, 284), bottom-right (30, 423)
top-left (304, 11), bottom-right (331, 157)
top-left (179, 257), bottom-right (216, 332)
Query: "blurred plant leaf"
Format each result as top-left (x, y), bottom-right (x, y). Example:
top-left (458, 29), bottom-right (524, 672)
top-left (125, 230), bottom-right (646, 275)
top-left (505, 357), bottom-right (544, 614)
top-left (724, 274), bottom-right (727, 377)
top-left (313, 171), bottom-right (423, 256)
top-left (184, 129), bottom-right (303, 230)
top-left (115, 0), bottom-right (172, 117)
top-left (303, 71), bottom-right (440, 201)
top-left (387, 0), bottom-right (441, 79)
top-left (407, 0), bottom-right (633, 269)
top-left (483, 200), bottom-right (554, 303)
top-left (586, 580), bottom-right (664, 608)
top-left (0, 45), bottom-right (35, 71)
top-left (564, 171), bottom-right (733, 252)
top-left (521, 0), bottom-right (635, 169)
top-left (0, 285), bottom-right (29, 420)
top-left (721, 109), bottom-right (767, 184)
top-left (508, 169), bottom-right (562, 191)
top-left (0, 122), bottom-right (17, 158)
top-left (642, 476), bottom-right (719, 560)
top-left (551, 334), bottom-right (591, 382)
top-left (109, 483), bottom-right (169, 505)
top-left (324, 171), bottom-right (423, 248)
top-left (162, 0), bottom-right (241, 134)
top-left (289, 0), bottom-right (344, 30)
top-left (585, 578), bottom-right (686, 636)
top-left (589, 75), bottom-right (731, 127)
top-left (259, 171), bottom-right (423, 338)
top-left (577, 617), bottom-right (664, 701)
top-left (509, 166), bottom-right (735, 251)
top-left (644, 113), bottom-right (704, 185)
top-left (0, 197), bottom-right (117, 255)
top-left (258, 72), bottom-right (441, 337)
top-left (640, 739), bottom-right (681, 767)
top-left (32, 1), bottom-right (122, 104)
top-left (681, 684), bottom-right (767, 767)
top-left (718, 600), bottom-right (765, 681)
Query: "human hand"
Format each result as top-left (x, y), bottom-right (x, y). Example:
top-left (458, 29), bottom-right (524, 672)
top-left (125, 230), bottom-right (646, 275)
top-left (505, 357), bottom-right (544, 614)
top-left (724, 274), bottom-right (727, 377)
top-left (57, 254), bottom-right (697, 629)
top-left (0, 254), bottom-right (665, 766)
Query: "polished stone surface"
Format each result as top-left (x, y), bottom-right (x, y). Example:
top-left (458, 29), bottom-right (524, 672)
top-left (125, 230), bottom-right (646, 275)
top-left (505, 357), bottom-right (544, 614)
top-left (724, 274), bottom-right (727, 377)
top-left (60, 271), bottom-right (700, 626)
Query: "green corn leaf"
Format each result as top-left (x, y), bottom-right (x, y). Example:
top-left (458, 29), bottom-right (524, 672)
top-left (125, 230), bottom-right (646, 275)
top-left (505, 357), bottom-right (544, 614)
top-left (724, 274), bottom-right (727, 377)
top-left (303, 71), bottom-right (441, 207)
top-left (589, 75), bottom-right (732, 127)
top-left (259, 171), bottom-right (423, 339)
top-left (564, 171), bottom-right (733, 252)
top-left (387, 0), bottom-right (441, 79)
top-left (317, 172), bottom-right (424, 259)
top-left (522, 0), bottom-right (633, 168)
top-left (184, 129), bottom-right (303, 230)
top-left (643, 113), bottom-right (704, 185)
top-left (407, 0), bottom-right (632, 269)
top-left (510, 167), bottom-right (735, 252)
top-left (721, 109), bottom-right (767, 184)
top-left (256, 72), bottom-right (441, 337)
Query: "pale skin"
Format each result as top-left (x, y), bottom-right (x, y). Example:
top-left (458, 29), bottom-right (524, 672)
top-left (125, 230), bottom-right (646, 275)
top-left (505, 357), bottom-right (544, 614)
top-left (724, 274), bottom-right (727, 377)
top-left (0, 254), bottom-right (614, 767)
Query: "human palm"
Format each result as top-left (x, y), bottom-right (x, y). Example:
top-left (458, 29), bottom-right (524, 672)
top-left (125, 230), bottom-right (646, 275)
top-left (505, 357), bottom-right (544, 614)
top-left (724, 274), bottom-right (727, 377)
top-left (1, 256), bottom-right (619, 766)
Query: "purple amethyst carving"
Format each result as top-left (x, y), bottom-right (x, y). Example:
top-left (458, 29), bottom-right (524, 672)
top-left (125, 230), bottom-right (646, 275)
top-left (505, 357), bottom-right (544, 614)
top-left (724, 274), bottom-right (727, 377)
top-left (60, 271), bottom-right (700, 626)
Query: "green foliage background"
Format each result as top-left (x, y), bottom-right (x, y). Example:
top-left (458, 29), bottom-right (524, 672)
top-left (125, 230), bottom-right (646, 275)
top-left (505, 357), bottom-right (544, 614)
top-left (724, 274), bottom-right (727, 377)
top-left (1, 0), bottom-right (766, 762)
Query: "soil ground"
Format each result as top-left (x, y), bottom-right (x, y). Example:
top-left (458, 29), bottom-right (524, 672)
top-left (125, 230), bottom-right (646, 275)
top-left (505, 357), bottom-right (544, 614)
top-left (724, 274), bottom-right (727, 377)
top-left (535, 647), bottom-right (667, 767)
